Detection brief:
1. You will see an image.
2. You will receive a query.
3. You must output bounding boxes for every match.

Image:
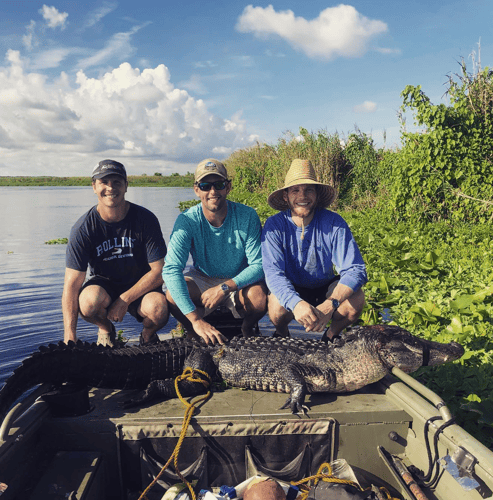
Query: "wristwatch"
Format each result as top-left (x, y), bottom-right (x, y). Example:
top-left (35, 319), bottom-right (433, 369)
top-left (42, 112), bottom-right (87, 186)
top-left (220, 283), bottom-right (230, 294)
top-left (330, 298), bottom-right (340, 311)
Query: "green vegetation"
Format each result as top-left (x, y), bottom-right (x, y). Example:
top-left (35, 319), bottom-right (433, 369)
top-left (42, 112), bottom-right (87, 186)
top-left (175, 60), bottom-right (491, 447)
top-left (0, 173), bottom-right (194, 187)
top-left (45, 238), bottom-right (68, 245)
top-left (393, 62), bottom-right (493, 223)
top-left (5, 58), bottom-right (493, 446)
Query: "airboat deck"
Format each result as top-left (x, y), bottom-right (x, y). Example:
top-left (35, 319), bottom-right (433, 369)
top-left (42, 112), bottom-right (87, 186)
top-left (1, 325), bottom-right (493, 500)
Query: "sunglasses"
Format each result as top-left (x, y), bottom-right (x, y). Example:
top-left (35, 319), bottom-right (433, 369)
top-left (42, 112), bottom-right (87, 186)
top-left (196, 180), bottom-right (229, 191)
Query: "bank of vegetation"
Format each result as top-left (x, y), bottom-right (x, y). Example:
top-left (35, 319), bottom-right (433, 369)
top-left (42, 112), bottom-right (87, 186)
top-left (6, 61), bottom-right (493, 446)
top-left (0, 172), bottom-right (194, 187)
top-left (217, 61), bottom-right (491, 448)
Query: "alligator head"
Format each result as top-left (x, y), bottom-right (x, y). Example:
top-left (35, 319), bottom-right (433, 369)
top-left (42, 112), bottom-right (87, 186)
top-left (366, 324), bottom-right (465, 373)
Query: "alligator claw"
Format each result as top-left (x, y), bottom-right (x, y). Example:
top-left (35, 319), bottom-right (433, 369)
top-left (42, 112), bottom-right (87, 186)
top-left (292, 404), bottom-right (309, 416)
top-left (280, 396), bottom-right (308, 415)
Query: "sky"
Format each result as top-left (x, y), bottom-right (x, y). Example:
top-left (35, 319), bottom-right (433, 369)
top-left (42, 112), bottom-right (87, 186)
top-left (0, 1), bottom-right (492, 177)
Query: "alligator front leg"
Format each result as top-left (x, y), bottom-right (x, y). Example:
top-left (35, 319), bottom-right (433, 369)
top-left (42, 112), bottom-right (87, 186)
top-left (278, 363), bottom-right (309, 414)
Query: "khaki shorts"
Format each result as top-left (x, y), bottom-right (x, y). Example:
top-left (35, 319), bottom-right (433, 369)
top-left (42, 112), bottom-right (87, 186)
top-left (184, 268), bottom-right (244, 319)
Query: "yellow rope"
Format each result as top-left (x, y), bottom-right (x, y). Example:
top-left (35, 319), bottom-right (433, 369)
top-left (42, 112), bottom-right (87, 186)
top-left (138, 368), bottom-right (212, 500)
top-left (376, 486), bottom-right (400, 500)
top-left (290, 462), bottom-right (398, 500)
top-left (136, 378), bottom-right (399, 500)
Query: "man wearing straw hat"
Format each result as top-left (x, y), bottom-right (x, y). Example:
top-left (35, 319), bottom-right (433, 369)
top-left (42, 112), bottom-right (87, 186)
top-left (261, 159), bottom-right (367, 341)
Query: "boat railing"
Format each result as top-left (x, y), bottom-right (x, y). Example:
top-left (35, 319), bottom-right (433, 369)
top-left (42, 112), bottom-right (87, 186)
top-left (0, 383), bottom-right (52, 443)
top-left (391, 366), bottom-right (453, 422)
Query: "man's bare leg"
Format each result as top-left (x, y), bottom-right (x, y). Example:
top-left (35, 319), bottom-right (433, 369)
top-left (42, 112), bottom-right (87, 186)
top-left (237, 282), bottom-right (268, 337)
top-left (267, 293), bottom-right (294, 338)
top-left (137, 291), bottom-right (169, 343)
top-left (321, 288), bottom-right (366, 341)
top-left (166, 279), bottom-right (204, 341)
top-left (78, 285), bottom-right (114, 343)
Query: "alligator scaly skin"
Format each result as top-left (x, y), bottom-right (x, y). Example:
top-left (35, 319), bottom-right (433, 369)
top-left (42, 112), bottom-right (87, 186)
top-left (0, 325), bottom-right (465, 417)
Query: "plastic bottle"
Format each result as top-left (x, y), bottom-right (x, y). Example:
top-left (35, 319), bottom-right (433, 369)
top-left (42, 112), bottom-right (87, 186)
top-left (330, 459), bottom-right (359, 486)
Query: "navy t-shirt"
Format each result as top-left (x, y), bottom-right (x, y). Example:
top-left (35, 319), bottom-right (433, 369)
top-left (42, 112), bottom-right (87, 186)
top-left (66, 203), bottom-right (167, 287)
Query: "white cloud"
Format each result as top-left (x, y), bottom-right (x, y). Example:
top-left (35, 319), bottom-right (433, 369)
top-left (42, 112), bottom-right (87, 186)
top-left (375, 47), bottom-right (401, 55)
top-left (181, 74), bottom-right (208, 95)
top-left (236, 4), bottom-right (388, 60)
top-left (193, 60), bottom-right (218, 69)
top-left (31, 47), bottom-right (74, 69)
top-left (353, 101), bottom-right (377, 113)
top-left (84, 2), bottom-right (118, 29)
top-left (39, 5), bottom-right (68, 30)
top-left (23, 20), bottom-right (37, 50)
top-left (0, 52), bottom-right (257, 175)
top-left (231, 55), bottom-right (255, 67)
top-left (265, 50), bottom-right (286, 58)
top-left (77, 24), bottom-right (149, 70)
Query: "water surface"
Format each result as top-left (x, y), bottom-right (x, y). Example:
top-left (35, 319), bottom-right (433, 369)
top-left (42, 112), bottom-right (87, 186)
top-left (0, 186), bottom-right (194, 384)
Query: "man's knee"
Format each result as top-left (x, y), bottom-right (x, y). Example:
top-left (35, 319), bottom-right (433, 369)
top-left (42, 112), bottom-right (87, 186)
top-left (341, 289), bottom-right (365, 321)
top-left (241, 282), bottom-right (268, 314)
top-left (79, 286), bottom-right (111, 318)
top-left (140, 292), bottom-right (169, 325)
top-left (267, 293), bottom-right (292, 324)
top-left (166, 279), bottom-right (201, 310)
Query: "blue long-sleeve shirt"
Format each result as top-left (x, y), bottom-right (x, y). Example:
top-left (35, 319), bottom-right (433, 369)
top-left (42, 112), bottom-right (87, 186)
top-left (261, 209), bottom-right (367, 312)
top-left (163, 200), bottom-right (264, 315)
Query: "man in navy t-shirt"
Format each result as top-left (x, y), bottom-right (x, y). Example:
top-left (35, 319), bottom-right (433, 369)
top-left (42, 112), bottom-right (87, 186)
top-left (62, 159), bottom-right (168, 346)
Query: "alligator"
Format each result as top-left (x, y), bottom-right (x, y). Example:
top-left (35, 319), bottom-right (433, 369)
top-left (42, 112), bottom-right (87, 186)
top-left (0, 325), bottom-right (464, 419)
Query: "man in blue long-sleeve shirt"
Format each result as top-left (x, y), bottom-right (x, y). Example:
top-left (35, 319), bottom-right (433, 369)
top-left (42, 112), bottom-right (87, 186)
top-left (163, 158), bottom-right (267, 344)
top-left (261, 159), bottom-right (367, 341)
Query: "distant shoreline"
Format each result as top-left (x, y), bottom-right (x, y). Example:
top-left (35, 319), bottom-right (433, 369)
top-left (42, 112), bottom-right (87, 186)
top-left (0, 174), bottom-right (194, 187)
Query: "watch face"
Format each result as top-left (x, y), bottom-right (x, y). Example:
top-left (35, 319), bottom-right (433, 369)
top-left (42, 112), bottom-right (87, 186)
top-left (332, 298), bottom-right (340, 309)
top-left (221, 284), bottom-right (229, 293)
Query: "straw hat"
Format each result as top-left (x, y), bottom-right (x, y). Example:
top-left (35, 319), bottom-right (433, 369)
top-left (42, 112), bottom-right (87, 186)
top-left (267, 159), bottom-right (336, 211)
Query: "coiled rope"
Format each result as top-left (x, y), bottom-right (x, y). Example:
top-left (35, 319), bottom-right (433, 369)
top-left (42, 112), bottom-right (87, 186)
top-left (291, 462), bottom-right (398, 500)
top-left (138, 367), bottom-right (212, 500)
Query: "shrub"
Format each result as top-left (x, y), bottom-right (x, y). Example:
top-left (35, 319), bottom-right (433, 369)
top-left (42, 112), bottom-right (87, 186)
top-left (391, 62), bottom-right (493, 222)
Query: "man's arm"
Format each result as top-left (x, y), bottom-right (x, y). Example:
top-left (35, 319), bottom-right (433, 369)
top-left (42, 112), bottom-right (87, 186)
top-left (305, 217), bottom-right (367, 332)
top-left (62, 268), bottom-right (86, 343)
top-left (107, 258), bottom-right (164, 322)
top-left (297, 282), bottom-right (355, 332)
top-left (261, 217), bottom-right (302, 312)
top-left (230, 208), bottom-right (264, 288)
top-left (185, 310), bottom-right (227, 345)
top-left (201, 210), bottom-right (263, 312)
top-left (162, 215), bottom-right (197, 315)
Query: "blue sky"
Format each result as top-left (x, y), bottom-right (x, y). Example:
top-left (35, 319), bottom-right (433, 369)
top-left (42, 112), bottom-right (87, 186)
top-left (0, 1), bottom-right (491, 176)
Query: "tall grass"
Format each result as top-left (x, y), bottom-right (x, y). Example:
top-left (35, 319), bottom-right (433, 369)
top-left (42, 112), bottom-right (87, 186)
top-left (227, 127), bottom-right (350, 209)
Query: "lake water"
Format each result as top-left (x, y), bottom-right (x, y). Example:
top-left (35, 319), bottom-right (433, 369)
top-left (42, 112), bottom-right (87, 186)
top-left (0, 186), bottom-right (195, 385)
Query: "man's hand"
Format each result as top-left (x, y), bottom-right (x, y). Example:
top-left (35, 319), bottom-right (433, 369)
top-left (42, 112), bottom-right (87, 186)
top-left (293, 300), bottom-right (333, 332)
top-left (107, 297), bottom-right (129, 323)
top-left (191, 318), bottom-right (227, 345)
top-left (201, 285), bottom-right (227, 311)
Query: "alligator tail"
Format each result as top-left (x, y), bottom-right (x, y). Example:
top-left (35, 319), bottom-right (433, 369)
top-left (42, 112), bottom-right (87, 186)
top-left (0, 338), bottom-right (196, 422)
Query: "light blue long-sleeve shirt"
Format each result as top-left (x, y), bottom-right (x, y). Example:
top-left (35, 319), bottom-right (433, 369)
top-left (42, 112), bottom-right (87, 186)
top-left (163, 200), bottom-right (264, 315)
top-left (261, 209), bottom-right (367, 312)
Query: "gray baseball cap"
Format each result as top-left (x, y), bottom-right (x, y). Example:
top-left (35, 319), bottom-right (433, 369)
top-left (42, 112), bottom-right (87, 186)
top-left (92, 159), bottom-right (127, 181)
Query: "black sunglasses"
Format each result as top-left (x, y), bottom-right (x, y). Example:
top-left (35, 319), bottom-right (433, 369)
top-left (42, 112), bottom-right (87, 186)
top-left (196, 180), bottom-right (229, 191)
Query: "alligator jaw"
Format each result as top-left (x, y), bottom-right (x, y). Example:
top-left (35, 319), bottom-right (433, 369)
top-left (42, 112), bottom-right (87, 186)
top-left (423, 340), bottom-right (465, 367)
